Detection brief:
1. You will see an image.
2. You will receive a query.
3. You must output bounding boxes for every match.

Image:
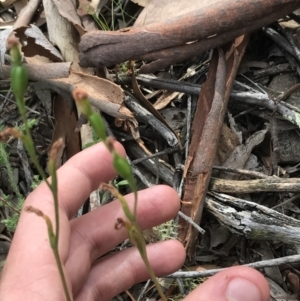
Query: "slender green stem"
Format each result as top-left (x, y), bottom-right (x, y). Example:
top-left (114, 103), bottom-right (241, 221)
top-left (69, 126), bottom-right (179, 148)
top-left (20, 110), bottom-right (49, 184)
top-left (52, 246), bottom-right (71, 301)
top-left (51, 170), bottom-right (60, 244)
top-left (138, 243), bottom-right (167, 301)
top-left (9, 39), bottom-right (71, 301)
top-left (16, 98), bottom-right (50, 189)
top-left (74, 89), bottom-right (167, 300)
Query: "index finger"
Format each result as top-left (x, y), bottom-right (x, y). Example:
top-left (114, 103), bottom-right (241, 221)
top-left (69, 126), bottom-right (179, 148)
top-left (27, 140), bottom-right (126, 219)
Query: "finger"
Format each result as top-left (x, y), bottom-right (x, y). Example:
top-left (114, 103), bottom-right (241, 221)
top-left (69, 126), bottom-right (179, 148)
top-left (66, 185), bottom-right (181, 294)
top-left (75, 240), bottom-right (185, 301)
top-left (0, 141), bottom-right (125, 300)
top-left (183, 266), bottom-right (270, 301)
top-left (27, 141), bottom-right (126, 219)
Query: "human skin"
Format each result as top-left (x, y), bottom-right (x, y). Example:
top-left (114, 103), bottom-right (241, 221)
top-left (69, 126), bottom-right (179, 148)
top-left (0, 141), bottom-right (270, 301)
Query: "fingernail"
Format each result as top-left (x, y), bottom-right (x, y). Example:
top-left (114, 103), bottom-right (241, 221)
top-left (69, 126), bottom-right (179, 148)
top-left (226, 278), bottom-right (262, 301)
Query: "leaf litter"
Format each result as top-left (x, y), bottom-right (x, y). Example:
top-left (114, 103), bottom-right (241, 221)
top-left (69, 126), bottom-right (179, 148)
top-left (2, 0), bottom-right (300, 300)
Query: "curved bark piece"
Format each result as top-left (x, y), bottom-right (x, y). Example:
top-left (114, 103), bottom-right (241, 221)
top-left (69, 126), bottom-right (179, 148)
top-left (78, 0), bottom-right (300, 68)
top-left (178, 36), bottom-right (249, 257)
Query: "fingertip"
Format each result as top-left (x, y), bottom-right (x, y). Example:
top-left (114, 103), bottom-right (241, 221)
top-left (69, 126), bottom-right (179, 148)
top-left (112, 140), bottom-right (126, 158)
top-left (184, 266), bottom-right (269, 301)
top-left (143, 240), bottom-right (186, 277)
top-left (152, 185), bottom-right (181, 216)
top-left (133, 185), bottom-right (180, 231)
top-left (160, 240), bottom-right (186, 273)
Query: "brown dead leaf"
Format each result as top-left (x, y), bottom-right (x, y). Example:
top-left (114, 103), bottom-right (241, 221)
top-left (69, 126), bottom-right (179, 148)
top-left (50, 0), bottom-right (86, 36)
top-left (134, 0), bottom-right (198, 26)
top-left (219, 129), bottom-right (267, 180)
top-left (15, 25), bottom-right (63, 62)
top-left (215, 123), bottom-right (240, 165)
top-left (131, 66), bottom-right (179, 146)
top-left (35, 70), bottom-right (132, 119)
top-left (153, 91), bottom-right (180, 111)
top-left (287, 272), bottom-right (300, 295)
top-left (13, 0), bottom-right (28, 16)
top-left (43, 0), bottom-right (82, 70)
top-left (77, 0), bottom-right (100, 32)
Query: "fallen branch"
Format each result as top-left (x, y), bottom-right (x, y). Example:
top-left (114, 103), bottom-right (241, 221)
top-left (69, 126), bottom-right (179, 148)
top-left (166, 254), bottom-right (300, 278)
top-left (79, 0), bottom-right (300, 72)
top-left (210, 177), bottom-right (300, 193)
top-left (205, 192), bottom-right (300, 245)
top-left (0, 62), bottom-right (71, 80)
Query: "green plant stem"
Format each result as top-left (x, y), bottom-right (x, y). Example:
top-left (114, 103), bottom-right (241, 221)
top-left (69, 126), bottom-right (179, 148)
top-left (52, 247), bottom-right (71, 301)
top-left (103, 184), bottom-right (167, 301)
top-left (19, 108), bottom-right (48, 185)
top-left (51, 174), bottom-right (60, 244)
top-left (74, 89), bottom-right (166, 300)
top-left (129, 219), bottom-right (167, 301)
top-left (9, 42), bottom-right (71, 301)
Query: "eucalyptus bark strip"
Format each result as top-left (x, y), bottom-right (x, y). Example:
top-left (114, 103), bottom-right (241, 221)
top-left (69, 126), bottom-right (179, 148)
top-left (179, 36), bottom-right (249, 257)
top-left (178, 49), bottom-right (227, 257)
top-left (79, 0), bottom-right (300, 72)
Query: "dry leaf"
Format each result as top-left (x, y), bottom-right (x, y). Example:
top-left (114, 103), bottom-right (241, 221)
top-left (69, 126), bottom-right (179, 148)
top-left (43, 0), bottom-right (81, 69)
top-left (15, 25), bottom-right (63, 62)
top-left (51, 0), bottom-right (86, 35)
top-left (220, 129), bottom-right (267, 179)
top-left (35, 70), bottom-right (132, 119)
top-left (0, 28), bottom-right (12, 63)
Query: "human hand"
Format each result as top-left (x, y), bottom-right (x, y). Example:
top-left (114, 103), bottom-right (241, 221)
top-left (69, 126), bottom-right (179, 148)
top-left (0, 141), bottom-right (270, 301)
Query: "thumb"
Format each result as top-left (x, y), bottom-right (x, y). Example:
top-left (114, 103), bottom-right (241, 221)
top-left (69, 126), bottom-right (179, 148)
top-left (183, 266), bottom-right (269, 301)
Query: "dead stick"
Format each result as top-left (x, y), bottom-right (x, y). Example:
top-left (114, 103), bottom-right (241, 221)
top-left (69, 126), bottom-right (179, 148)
top-left (0, 62), bottom-right (71, 80)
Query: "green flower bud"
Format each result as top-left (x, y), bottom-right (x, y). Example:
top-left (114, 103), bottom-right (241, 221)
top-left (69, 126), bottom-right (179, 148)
top-left (72, 89), bottom-right (93, 116)
top-left (11, 65), bottom-right (28, 101)
top-left (89, 113), bottom-right (107, 141)
top-left (8, 37), bottom-right (22, 65)
top-left (72, 89), bottom-right (107, 141)
top-left (113, 152), bottom-right (136, 193)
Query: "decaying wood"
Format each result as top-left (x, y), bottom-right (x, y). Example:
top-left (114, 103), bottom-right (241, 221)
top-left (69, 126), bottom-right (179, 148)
top-left (0, 62), bottom-right (71, 80)
top-left (178, 36), bottom-right (249, 257)
top-left (206, 192), bottom-right (300, 245)
top-left (177, 49), bottom-right (227, 257)
top-left (210, 177), bottom-right (300, 193)
top-left (124, 94), bottom-right (179, 147)
top-left (126, 141), bottom-right (174, 185)
top-left (231, 91), bottom-right (300, 129)
top-left (137, 2), bottom-right (300, 74)
top-left (113, 74), bottom-right (201, 95)
top-left (212, 166), bottom-right (269, 179)
top-left (78, 0), bottom-right (300, 71)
